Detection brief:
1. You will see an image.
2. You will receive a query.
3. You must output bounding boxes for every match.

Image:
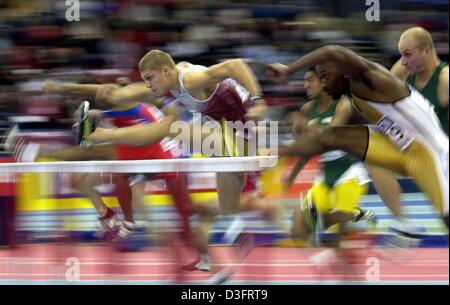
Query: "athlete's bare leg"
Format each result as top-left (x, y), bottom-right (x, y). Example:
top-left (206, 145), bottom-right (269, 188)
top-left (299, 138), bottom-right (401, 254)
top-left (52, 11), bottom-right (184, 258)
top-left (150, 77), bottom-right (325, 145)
top-left (291, 207), bottom-right (311, 241)
top-left (324, 212), bottom-right (356, 247)
top-left (114, 174), bottom-right (133, 223)
top-left (194, 213), bottom-right (215, 262)
top-left (129, 178), bottom-right (149, 223)
top-left (67, 173), bottom-right (109, 218)
top-left (291, 207), bottom-right (354, 247)
top-left (284, 125), bottom-right (449, 229)
top-left (283, 126), bottom-right (369, 160)
top-left (366, 166), bottom-right (419, 235)
top-left (40, 144), bottom-right (117, 161)
top-left (216, 172), bottom-right (246, 215)
top-left (367, 166), bottom-right (403, 219)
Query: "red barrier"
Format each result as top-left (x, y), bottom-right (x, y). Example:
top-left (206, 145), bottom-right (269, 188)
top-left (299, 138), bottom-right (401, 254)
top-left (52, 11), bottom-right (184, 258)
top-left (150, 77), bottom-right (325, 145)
top-left (0, 158), bottom-right (16, 246)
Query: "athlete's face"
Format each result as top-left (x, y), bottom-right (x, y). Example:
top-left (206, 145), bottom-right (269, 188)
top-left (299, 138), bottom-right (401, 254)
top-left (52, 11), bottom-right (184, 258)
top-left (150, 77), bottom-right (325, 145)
top-left (141, 67), bottom-right (173, 96)
top-left (398, 38), bottom-right (429, 75)
top-left (316, 63), bottom-right (348, 99)
top-left (304, 71), bottom-right (324, 99)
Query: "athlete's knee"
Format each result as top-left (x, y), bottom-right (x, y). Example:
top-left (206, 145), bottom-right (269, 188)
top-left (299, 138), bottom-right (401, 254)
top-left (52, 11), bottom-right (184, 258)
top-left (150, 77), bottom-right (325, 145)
top-left (65, 173), bottom-right (93, 192)
top-left (74, 174), bottom-right (98, 193)
top-left (65, 173), bottom-right (81, 190)
top-left (320, 126), bottom-right (368, 154)
top-left (220, 204), bottom-right (241, 215)
top-left (77, 179), bottom-right (94, 193)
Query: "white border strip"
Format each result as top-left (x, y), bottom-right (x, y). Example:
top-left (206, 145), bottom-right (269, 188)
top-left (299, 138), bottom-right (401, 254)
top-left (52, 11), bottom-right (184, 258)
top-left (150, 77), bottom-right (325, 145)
top-left (0, 156), bottom-right (278, 173)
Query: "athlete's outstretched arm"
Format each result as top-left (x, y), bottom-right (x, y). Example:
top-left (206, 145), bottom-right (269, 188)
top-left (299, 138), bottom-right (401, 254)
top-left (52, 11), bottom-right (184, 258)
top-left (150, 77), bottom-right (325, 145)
top-left (88, 114), bottom-right (177, 146)
top-left (88, 103), bottom-right (180, 146)
top-left (331, 96), bottom-right (353, 125)
top-left (95, 83), bottom-right (156, 105)
top-left (284, 102), bottom-right (313, 185)
top-left (42, 80), bottom-right (108, 97)
top-left (268, 45), bottom-right (371, 82)
top-left (43, 80), bottom-right (157, 106)
top-left (287, 96), bottom-right (353, 184)
top-left (183, 59), bottom-right (263, 97)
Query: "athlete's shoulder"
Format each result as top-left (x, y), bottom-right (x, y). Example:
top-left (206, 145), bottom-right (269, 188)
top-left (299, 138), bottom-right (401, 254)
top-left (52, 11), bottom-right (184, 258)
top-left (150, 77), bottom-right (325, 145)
top-left (437, 64), bottom-right (449, 90)
top-left (177, 62), bottom-right (210, 90)
top-left (177, 61), bottom-right (206, 71)
top-left (300, 101), bottom-right (313, 114)
top-left (439, 64), bottom-right (449, 80)
top-left (437, 64), bottom-right (449, 108)
top-left (176, 61), bottom-right (192, 69)
top-left (329, 96), bottom-right (352, 124)
top-left (335, 96), bottom-right (352, 111)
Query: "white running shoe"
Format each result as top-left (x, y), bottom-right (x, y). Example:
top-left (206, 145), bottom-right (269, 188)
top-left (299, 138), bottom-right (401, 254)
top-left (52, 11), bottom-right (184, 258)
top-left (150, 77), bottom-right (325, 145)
top-left (222, 216), bottom-right (245, 245)
top-left (207, 267), bottom-right (234, 285)
top-left (309, 249), bottom-right (341, 265)
top-left (196, 256), bottom-right (212, 272)
top-left (19, 142), bottom-right (41, 162)
top-left (114, 221), bottom-right (135, 242)
top-left (94, 211), bottom-right (118, 240)
top-left (12, 136), bottom-right (41, 162)
top-left (4, 124), bottom-right (20, 151)
top-left (182, 255), bottom-right (212, 272)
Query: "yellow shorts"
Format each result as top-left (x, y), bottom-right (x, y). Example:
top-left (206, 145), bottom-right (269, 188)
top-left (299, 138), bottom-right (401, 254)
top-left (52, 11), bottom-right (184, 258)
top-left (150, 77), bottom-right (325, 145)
top-left (307, 178), bottom-right (368, 215)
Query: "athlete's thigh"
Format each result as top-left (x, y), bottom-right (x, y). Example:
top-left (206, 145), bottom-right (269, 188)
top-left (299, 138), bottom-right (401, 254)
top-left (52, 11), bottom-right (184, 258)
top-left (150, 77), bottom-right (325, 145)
top-left (183, 115), bottom-right (223, 156)
top-left (66, 172), bottom-right (102, 189)
top-left (64, 172), bottom-right (85, 189)
top-left (83, 144), bottom-right (117, 160)
top-left (52, 144), bottom-right (117, 161)
top-left (323, 125), bottom-right (369, 159)
top-left (365, 130), bottom-right (408, 176)
top-left (81, 172), bottom-right (105, 187)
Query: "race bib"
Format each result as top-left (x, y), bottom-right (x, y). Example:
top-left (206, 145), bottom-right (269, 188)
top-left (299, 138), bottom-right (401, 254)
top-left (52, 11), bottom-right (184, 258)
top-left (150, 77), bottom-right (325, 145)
top-left (376, 115), bottom-right (414, 151)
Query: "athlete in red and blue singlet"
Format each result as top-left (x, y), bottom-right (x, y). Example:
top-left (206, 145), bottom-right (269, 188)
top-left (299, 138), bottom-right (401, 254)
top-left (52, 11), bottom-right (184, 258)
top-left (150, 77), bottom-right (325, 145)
top-left (101, 103), bottom-right (176, 161)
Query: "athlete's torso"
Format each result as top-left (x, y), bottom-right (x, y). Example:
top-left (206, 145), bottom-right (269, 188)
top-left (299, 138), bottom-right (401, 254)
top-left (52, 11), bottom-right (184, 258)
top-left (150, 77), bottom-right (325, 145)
top-left (407, 61), bottom-right (448, 135)
top-left (351, 88), bottom-right (449, 155)
top-left (102, 103), bottom-right (175, 157)
top-left (167, 62), bottom-right (249, 122)
top-left (307, 99), bottom-right (363, 187)
top-left (103, 103), bottom-right (164, 128)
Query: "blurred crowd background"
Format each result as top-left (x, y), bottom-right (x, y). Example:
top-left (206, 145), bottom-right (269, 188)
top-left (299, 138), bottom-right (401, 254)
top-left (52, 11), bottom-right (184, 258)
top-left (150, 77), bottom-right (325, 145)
top-left (0, 0), bottom-right (448, 154)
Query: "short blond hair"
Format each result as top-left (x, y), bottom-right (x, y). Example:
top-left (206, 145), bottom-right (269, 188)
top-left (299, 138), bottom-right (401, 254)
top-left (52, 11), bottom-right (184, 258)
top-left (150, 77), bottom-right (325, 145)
top-left (400, 27), bottom-right (435, 52)
top-left (138, 50), bottom-right (176, 72)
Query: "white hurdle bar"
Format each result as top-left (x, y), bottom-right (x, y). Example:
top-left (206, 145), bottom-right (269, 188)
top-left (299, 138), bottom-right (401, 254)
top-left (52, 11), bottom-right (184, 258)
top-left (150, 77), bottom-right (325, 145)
top-left (0, 156), bottom-right (279, 173)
